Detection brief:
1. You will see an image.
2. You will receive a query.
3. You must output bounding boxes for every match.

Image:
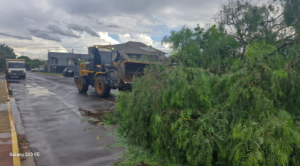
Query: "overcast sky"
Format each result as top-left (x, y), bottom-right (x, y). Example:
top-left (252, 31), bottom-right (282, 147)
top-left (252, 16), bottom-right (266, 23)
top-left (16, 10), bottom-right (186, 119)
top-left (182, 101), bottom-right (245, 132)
top-left (0, 0), bottom-right (224, 59)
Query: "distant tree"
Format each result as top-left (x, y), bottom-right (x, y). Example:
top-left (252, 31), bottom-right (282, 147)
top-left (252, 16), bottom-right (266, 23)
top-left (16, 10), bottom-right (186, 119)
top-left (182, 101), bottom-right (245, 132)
top-left (0, 44), bottom-right (16, 72)
top-left (30, 61), bottom-right (40, 69)
top-left (28, 59), bottom-right (46, 69)
top-left (216, 0), bottom-right (299, 57)
top-left (0, 44), bottom-right (16, 59)
top-left (17, 56), bottom-right (32, 62)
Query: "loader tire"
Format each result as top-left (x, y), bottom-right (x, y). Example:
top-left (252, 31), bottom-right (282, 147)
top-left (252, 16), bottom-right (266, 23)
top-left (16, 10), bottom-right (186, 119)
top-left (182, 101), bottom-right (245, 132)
top-left (95, 76), bottom-right (110, 97)
top-left (77, 76), bottom-right (89, 93)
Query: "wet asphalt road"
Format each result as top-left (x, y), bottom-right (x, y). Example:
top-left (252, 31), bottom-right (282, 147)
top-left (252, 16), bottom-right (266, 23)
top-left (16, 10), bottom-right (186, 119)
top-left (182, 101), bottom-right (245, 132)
top-left (7, 72), bottom-right (123, 166)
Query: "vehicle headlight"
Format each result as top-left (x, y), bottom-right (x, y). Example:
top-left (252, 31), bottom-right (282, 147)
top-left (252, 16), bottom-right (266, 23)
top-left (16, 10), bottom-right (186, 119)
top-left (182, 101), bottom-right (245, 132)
top-left (24, 69), bottom-right (26, 73)
top-left (8, 70), bottom-right (11, 73)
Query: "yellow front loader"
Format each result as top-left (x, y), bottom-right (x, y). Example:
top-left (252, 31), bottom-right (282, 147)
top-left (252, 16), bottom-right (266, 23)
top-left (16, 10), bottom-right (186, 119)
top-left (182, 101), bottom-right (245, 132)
top-left (74, 46), bottom-right (148, 97)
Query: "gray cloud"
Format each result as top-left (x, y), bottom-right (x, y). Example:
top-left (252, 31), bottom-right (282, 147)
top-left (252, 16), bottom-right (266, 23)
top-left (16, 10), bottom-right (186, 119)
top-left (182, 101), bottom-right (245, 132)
top-left (85, 15), bottom-right (92, 19)
top-left (51, 0), bottom-right (222, 18)
top-left (48, 24), bottom-right (80, 38)
top-left (0, 0), bottom-right (223, 58)
top-left (96, 20), bottom-right (103, 25)
top-left (0, 32), bottom-right (32, 40)
top-left (28, 28), bottom-right (61, 42)
top-left (25, 17), bottom-right (37, 23)
top-left (67, 23), bottom-right (99, 37)
top-left (107, 23), bottom-right (121, 28)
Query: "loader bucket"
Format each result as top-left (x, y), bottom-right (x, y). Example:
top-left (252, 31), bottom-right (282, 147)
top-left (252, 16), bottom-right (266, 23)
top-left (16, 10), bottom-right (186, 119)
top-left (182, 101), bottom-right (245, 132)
top-left (118, 61), bottom-right (149, 83)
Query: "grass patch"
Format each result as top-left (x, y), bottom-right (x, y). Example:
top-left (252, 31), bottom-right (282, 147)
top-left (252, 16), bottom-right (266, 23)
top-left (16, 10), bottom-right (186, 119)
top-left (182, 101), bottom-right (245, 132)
top-left (39, 72), bottom-right (62, 77)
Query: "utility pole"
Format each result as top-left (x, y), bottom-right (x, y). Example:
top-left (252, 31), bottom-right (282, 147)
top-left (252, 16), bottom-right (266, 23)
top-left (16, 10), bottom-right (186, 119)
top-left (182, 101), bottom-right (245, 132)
top-left (72, 49), bottom-right (73, 64)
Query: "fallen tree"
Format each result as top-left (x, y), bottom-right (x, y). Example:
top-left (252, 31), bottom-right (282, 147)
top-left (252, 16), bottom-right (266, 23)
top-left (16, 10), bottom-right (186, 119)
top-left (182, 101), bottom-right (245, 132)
top-left (114, 53), bottom-right (300, 165)
top-left (107, 0), bottom-right (300, 165)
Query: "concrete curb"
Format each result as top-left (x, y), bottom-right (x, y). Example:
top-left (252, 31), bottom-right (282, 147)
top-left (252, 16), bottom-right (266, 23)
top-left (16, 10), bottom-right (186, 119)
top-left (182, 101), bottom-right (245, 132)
top-left (5, 80), bottom-right (21, 166)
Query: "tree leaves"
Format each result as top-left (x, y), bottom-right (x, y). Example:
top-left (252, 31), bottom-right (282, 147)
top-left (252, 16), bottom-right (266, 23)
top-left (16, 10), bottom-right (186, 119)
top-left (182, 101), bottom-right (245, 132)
top-left (108, 0), bottom-right (300, 165)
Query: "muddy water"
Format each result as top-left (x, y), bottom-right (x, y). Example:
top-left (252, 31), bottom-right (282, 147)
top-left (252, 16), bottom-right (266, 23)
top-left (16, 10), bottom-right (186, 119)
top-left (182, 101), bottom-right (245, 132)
top-left (26, 84), bottom-right (55, 97)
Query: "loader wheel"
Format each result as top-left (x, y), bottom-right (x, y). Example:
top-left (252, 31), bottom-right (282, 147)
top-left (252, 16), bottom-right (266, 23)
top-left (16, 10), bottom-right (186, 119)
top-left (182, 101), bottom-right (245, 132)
top-left (95, 76), bottom-right (110, 97)
top-left (77, 76), bottom-right (89, 93)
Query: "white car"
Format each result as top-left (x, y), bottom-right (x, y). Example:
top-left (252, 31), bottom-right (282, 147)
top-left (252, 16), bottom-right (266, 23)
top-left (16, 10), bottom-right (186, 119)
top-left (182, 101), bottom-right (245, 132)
top-left (31, 67), bottom-right (42, 72)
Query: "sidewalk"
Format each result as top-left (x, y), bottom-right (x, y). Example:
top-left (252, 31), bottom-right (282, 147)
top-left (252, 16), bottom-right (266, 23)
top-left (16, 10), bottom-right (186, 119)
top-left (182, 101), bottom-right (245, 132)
top-left (0, 73), bottom-right (21, 166)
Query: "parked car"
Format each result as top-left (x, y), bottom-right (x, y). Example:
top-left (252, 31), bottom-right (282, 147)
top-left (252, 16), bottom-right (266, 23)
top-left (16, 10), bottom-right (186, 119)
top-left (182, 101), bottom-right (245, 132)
top-left (31, 67), bottom-right (45, 72)
top-left (63, 68), bottom-right (74, 77)
top-left (31, 67), bottom-right (40, 72)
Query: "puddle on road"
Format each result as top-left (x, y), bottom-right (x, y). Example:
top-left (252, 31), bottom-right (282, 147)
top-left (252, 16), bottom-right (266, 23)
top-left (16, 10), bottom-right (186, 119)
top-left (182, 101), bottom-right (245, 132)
top-left (79, 108), bottom-right (109, 125)
top-left (26, 84), bottom-right (54, 97)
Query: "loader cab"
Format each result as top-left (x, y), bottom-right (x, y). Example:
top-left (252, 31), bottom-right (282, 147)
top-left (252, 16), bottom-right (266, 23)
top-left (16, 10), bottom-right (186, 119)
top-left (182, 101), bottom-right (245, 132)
top-left (88, 46), bottom-right (114, 63)
top-left (88, 47), bottom-right (100, 68)
top-left (98, 47), bottom-right (113, 64)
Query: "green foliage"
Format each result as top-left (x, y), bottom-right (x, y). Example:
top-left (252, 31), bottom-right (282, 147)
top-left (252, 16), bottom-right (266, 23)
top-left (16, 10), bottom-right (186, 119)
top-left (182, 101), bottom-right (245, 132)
top-left (162, 25), bottom-right (237, 73)
top-left (29, 59), bottom-right (45, 69)
top-left (0, 43), bottom-right (16, 71)
top-left (217, 0), bottom-right (299, 56)
top-left (113, 54), bottom-right (300, 165)
top-left (107, 0), bottom-right (300, 165)
top-left (111, 143), bottom-right (166, 166)
top-left (17, 56), bottom-right (32, 62)
top-left (245, 41), bottom-right (277, 61)
top-left (16, 56), bottom-right (45, 69)
top-left (78, 60), bottom-right (88, 64)
top-left (0, 43), bottom-right (16, 59)
top-left (284, 0), bottom-right (300, 26)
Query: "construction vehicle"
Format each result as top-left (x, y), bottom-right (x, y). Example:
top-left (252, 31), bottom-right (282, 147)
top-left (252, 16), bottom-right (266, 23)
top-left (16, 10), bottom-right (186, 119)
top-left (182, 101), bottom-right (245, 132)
top-left (5, 59), bottom-right (26, 79)
top-left (74, 46), bottom-right (149, 97)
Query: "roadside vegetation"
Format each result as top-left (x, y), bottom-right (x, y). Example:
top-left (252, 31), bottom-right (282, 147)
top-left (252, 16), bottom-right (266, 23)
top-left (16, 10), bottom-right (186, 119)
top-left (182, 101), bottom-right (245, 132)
top-left (0, 44), bottom-right (16, 72)
top-left (17, 55), bottom-right (46, 69)
top-left (0, 45), bottom-right (45, 71)
top-left (78, 60), bottom-right (88, 64)
top-left (39, 72), bottom-right (62, 77)
top-left (105, 0), bottom-right (300, 165)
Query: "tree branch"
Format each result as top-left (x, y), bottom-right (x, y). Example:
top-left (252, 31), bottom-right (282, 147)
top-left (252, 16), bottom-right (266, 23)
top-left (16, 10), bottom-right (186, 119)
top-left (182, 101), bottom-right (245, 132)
top-left (261, 13), bottom-right (283, 24)
top-left (277, 41), bottom-right (299, 50)
top-left (269, 41), bottom-right (299, 56)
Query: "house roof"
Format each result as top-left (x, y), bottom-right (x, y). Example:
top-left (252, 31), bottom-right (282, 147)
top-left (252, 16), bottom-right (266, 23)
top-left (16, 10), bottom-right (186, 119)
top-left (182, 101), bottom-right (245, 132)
top-left (102, 41), bottom-right (166, 56)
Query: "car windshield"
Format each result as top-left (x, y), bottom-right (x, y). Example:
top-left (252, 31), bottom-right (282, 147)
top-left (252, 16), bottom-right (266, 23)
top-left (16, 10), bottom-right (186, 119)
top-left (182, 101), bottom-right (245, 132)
top-left (67, 69), bottom-right (73, 71)
top-left (8, 63), bottom-right (25, 68)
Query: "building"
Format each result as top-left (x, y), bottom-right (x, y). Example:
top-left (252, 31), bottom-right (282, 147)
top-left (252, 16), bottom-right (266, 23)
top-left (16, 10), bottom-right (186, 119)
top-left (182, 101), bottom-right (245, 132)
top-left (101, 41), bottom-right (166, 61)
top-left (47, 52), bottom-right (90, 73)
top-left (47, 41), bottom-right (166, 74)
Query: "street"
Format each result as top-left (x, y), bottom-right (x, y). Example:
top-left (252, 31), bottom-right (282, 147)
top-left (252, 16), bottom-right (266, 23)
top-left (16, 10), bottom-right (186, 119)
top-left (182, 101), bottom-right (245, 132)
top-left (7, 72), bottom-right (122, 166)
